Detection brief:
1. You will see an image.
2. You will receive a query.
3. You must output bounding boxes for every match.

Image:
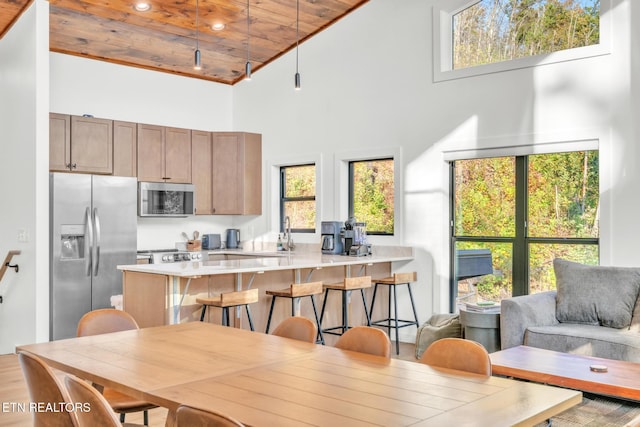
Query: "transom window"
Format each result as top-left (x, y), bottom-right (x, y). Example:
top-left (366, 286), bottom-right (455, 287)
top-left (453, 0), bottom-right (600, 70)
top-left (280, 164), bottom-right (316, 233)
top-left (433, 0), bottom-right (610, 81)
top-left (348, 158), bottom-right (394, 235)
top-left (450, 150), bottom-right (599, 311)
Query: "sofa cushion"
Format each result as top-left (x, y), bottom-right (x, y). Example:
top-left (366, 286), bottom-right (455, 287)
top-left (525, 323), bottom-right (640, 362)
top-left (554, 258), bottom-right (640, 329)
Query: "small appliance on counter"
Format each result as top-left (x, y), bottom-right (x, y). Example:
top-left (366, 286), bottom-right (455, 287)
top-left (226, 229), bottom-right (241, 249)
top-left (321, 221), bottom-right (344, 254)
top-left (202, 234), bottom-right (222, 250)
top-left (341, 217), bottom-right (372, 257)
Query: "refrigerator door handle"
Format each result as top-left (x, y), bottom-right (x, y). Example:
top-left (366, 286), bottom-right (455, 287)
top-left (93, 208), bottom-right (101, 276)
top-left (85, 207), bottom-right (93, 277)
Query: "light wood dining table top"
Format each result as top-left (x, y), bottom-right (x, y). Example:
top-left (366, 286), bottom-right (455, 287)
top-left (17, 322), bottom-right (581, 427)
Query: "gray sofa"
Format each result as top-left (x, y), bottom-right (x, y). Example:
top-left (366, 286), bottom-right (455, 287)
top-left (500, 259), bottom-right (640, 362)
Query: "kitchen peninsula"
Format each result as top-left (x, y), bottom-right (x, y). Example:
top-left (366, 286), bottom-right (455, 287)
top-left (117, 245), bottom-right (413, 332)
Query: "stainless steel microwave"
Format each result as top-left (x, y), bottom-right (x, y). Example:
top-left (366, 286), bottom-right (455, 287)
top-left (138, 182), bottom-right (195, 217)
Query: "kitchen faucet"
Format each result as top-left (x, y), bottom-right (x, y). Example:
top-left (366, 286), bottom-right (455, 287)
top-left (283, 216), bottom-right (295, 251)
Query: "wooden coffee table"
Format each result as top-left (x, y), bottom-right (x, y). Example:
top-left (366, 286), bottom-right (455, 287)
top-left (490, 345), bottom-right (640, 401)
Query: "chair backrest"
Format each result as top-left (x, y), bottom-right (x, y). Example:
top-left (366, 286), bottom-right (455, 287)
top-left (419, 337), bottom-right (492, 377)
top-left (290, 281), bottom-right (323, 297)
top-left (18, 352), bottom-right (79, 427)
top-left (64, 375), bottom-right (121, 427)
top-left (393, 272), bottom-right (417, 283)
top-left (344, 276), bottom-right (372, 290)
top-left (334, 326), bottom-right (391, 358)
top-left (76, 308), bottom-right (139, 337)
top-left (220, 288), bottom-right (259, 306)
top-left (271, 316), bottom-right (317, 343)
top-left (176, 405), bottom-right (244, 427)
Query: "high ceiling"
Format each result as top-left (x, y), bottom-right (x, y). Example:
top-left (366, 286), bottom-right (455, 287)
top-left (1, 0), bottom-right (368, 85)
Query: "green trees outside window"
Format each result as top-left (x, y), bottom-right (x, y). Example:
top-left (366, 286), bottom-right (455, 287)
top-left (451, 151), bottom-right (599, 309)
top-left (280, 164), bottom-right (316, 233)
top-left (349, 159), bottom-right (394, 235)
top-left (453, 0), bottom-right (600, 70)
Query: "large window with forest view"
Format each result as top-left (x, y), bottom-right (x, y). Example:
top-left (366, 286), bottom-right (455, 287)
top-left (349, 158), bottom-right (394, 235)
top-left (280, 164), bottom-right (316, 233)
top-left (451, 150), bottom-right (599, 310)
top-left (453, 0), bottom-right (600, 70)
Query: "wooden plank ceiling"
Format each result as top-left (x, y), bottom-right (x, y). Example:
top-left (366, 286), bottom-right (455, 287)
top-left (1, 0), bottom-right (368, 85)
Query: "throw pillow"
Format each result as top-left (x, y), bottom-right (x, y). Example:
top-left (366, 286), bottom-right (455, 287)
top-left (554, 258), bottom-right (640, 329)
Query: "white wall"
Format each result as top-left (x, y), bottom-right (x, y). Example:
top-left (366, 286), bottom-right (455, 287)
top-left (233, 0), bottom-right (639, 329)
top-left (0, 0), bottom-right (49, 353)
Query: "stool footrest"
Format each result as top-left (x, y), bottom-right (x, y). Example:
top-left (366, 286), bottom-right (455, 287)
top-left (321, 325), bottom-right (352, 336)
top-left (371, 318), bottom-right (419, 328)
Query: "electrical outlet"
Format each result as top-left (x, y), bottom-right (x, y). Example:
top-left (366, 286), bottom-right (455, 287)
top-left (18, 229), bottom-right (29, 242)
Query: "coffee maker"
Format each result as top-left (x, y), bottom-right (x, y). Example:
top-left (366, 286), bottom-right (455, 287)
top-left (321, 221), bottom-right (343, 254)
top-left (341, 217), bottom-right (371, 256)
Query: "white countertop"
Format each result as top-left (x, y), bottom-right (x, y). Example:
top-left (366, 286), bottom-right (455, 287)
top-left (119, 246), bottom-right (413, 277)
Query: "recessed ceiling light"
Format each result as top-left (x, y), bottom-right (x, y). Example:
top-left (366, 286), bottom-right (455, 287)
top-left (134, 2), bottom-right (151, 12)
top-left (212, 22), bottom-right (226, 31)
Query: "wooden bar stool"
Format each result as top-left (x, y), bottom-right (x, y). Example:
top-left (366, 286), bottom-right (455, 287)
top-left (369, 272), bottom-right (419, 355)
top-left (264, 281), bottom-right (325, 344)
top-left (319, 276), bottom-right (372, 337)
top-left (197, 288), bottom-right (259, 331)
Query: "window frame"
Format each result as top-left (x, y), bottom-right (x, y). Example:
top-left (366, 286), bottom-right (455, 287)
top-left (433, 0), bottom-right (612, 82)
top-left (279, 163), bottom-right (317, 234)
top-left (449, 152), bottom-right (600, 311)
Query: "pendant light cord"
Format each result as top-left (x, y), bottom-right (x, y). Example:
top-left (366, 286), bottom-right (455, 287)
top-left (196, 0), bottom-right (199, 51)
top-left (295, 0), bottom-right (299, 74)
top-left (247, 0), bottom-right (250, 63)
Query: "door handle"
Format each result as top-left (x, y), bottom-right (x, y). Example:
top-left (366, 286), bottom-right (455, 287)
top-left (93, 208), bottom-right (101, 276)
top-left (85, 207), bottom-right (93, 277)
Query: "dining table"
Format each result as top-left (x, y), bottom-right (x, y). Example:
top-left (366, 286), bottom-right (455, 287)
top-left (17, 322), bottom-right (581, 426)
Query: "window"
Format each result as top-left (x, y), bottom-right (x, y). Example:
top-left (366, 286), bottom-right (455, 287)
top-left (433, 0), bottom-right (610, 81)
top-left (450, 151), bottom-right (599, 310)
top-left (348, 158), bottom-right (394, 235)
top-left (280, 164), bottom-right (316, 233)
top-left (453, 0), bottom-right (600, 70)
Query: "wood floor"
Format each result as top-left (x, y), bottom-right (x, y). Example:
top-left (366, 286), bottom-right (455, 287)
top-left (1, 338), bottom-right (417, 426)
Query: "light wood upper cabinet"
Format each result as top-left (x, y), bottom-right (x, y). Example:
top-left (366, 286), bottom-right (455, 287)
top-left (137, 124), bottom-right (192, 183)
top-left (214, 132), bottom-right (262, 215)
top-left (193, 132), bottom-right (261, 215)
top-left (191, 130), bottom-right (213, 215)
top-left (50, 113), bottom-right (70, 172)
top-left (165, 127), bottom-right (192, 183)
top-left (50, 114), bottom-right (113, 174)
top-left (113, 121), bottom-right (137, 177)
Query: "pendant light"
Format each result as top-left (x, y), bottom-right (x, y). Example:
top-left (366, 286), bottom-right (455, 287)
top-left (194, 0), bottom-right (202, 70)
top-left (245, 0), bottom-right (252, 80)
top-left (294, 0), bottom-right (301, 90)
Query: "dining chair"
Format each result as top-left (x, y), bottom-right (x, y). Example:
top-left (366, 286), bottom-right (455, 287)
top-left (76, 309), bottom-right (158, 425)
top-left (64, 375), bottom-right (142, 427)
top-left (418, 337), bottom-right (492, 377)
top-left (271, 316), bottom-right (318, 343)
top-left (17, 351), bottom-right (79, 427)
top-left (334, 326), bottom-right (392, 358)
top-left (175, 405), bottom-right (244, 427)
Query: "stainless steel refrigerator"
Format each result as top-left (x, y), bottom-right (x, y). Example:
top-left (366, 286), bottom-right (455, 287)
top-left (50, 173), bottom-right (137, 340)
